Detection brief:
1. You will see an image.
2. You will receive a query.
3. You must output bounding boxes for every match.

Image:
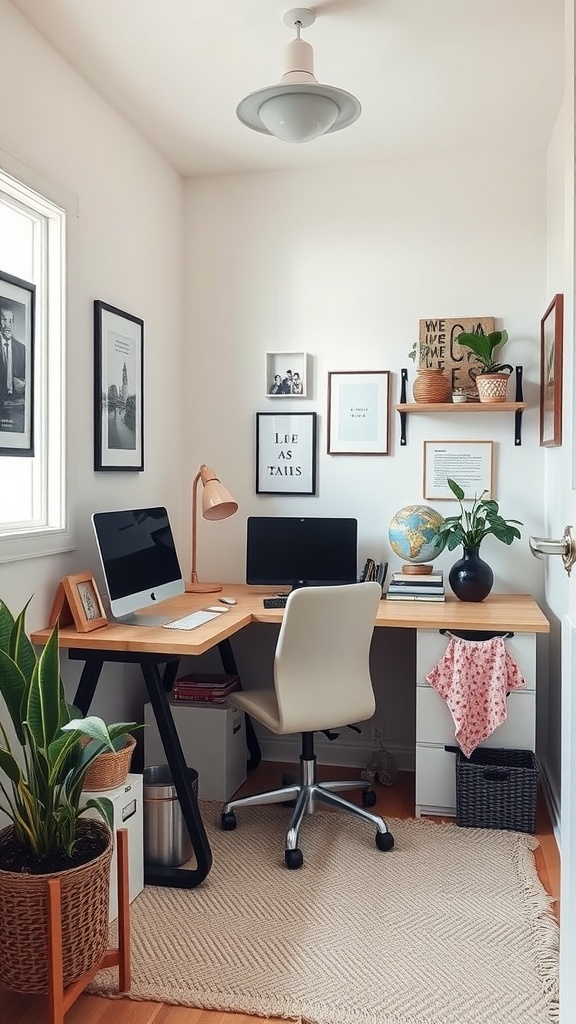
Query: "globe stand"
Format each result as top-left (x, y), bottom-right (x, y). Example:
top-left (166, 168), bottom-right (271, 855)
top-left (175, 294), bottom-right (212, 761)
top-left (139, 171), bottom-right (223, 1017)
top-left (402, 563), bottom-right (434, 575)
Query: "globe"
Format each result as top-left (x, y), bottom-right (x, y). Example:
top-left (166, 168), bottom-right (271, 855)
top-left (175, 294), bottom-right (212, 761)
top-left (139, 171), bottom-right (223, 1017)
top-left (388, 504), bottom-right (445, 565)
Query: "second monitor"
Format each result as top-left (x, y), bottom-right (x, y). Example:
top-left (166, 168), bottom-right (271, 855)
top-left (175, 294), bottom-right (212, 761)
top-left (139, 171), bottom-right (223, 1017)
top-left (246, 516), bottom-right (358, 589)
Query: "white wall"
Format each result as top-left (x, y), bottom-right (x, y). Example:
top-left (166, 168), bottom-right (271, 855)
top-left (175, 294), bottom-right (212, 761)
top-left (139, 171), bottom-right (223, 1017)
top-left (0, 0), bottom-right (185, 724)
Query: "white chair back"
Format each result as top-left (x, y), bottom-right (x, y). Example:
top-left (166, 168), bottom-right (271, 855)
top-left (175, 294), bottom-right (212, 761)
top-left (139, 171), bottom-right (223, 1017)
top-left (273, 582), bottom-right (381, 734)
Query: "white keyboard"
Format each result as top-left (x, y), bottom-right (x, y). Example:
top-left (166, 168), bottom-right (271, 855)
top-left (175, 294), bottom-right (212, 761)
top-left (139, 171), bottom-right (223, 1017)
top-left (162, 610), bottom-right (222, 631)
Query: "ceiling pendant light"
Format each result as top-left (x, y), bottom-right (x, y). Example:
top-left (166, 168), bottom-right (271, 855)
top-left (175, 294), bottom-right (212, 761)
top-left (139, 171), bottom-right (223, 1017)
top-left (236, 7), bottom-right (361, 144)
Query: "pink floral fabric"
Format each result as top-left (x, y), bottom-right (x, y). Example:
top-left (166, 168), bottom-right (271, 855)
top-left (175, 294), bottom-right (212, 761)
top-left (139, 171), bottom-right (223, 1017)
top-left (426, 636), bottom-right (526, 757)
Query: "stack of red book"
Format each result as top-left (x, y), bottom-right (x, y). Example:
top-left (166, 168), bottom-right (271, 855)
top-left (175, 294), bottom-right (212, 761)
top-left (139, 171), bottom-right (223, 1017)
top-left (172, 673), bottom-right (239, 703)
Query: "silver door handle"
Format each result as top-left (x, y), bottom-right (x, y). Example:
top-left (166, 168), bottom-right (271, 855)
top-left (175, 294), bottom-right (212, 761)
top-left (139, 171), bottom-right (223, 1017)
top-left (529, 525), bottom-right (576, 576)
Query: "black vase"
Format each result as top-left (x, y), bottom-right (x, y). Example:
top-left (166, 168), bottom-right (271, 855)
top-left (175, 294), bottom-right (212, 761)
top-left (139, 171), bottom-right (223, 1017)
top-left (449, 546), bottom-right (494, 602)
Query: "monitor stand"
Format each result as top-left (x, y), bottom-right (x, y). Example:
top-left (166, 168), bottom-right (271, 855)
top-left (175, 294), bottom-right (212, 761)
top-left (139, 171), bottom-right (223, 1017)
top-left (113, 611), bottom-right (175, 627)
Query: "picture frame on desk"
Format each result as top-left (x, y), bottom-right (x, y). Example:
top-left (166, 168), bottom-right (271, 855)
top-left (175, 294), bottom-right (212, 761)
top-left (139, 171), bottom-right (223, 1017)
top-left (256, 411), bottom-right (317, 495)
top-left (49, 573), bottom-right (108, 632)
top-left (540, 293), bottom-right (563, 448)
top-left (94, 300), bottom-right (144, 471)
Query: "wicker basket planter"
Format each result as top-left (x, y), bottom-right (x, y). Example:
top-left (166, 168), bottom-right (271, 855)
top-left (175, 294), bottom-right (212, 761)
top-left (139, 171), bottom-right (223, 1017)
top-left (0, 818), bottom-right (113, 994)
top-left (475, 372), bottom-right (510, 403)
top-left (82, 733), bottom-right (136, 791)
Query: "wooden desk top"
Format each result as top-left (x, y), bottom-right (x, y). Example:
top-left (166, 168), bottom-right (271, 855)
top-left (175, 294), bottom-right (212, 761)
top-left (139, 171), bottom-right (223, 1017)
top-left (30, 584), bottom-right (550, 656)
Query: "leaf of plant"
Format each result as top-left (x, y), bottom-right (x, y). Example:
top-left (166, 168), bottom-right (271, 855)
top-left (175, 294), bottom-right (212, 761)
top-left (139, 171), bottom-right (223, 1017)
top-left (26, 626), bottom-right (61, 750)
top-left (0, 601), bottom-right (15, 654)
top-left (80, 796), bottom-right (114, 831)
top-left (0, 648), bottom-right (27, 744)
top-left (447, 478), bottom-right (465, 501)
top-left (0, 748), bottom-right (21, 785)
top-left (62, 715), bottom-right (115, 752)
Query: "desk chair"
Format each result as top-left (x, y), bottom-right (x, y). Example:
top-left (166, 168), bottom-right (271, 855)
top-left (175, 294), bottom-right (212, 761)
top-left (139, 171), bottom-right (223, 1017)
top-left (221, 582), bottom-right (394, 868)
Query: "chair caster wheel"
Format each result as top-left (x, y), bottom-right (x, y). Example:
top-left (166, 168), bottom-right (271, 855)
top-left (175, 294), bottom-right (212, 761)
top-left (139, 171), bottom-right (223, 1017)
top-left (362, 790), bottom-right (377, 807)
top-left (376, 830), bottom-right (394, 851)
top-left (285, 848), bottom-right (303, 869)
top-left (221, 811), bottom-right (237, 831)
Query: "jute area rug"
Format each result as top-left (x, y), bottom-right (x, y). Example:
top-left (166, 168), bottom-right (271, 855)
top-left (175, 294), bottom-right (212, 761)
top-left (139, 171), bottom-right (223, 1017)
top-left (91, 803), bottom-right (559, 1024)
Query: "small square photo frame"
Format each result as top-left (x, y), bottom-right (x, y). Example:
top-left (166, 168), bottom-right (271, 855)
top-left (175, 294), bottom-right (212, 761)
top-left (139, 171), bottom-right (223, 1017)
top-left (540, 293), bottom-right (563, 447)
top-left (265, 352), bottom-right (307, 397)
top-left (52, 573), bottom-right (108, 632)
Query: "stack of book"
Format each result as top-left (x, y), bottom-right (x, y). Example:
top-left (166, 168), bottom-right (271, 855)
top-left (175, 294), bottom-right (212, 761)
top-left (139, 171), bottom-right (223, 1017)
top-left (172, 673), bottom-right (239, 703)
top-left (359, 559), bottom-right (388, 591)
top-left (386, 570), bottom-right (445, 602)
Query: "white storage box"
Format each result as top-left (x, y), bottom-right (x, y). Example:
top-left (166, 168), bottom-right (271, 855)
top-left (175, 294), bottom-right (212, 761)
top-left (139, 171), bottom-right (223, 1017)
top-left (144, 699), bottom-right (247, 801)
top-left (80, 773), bottom-right (144, 922)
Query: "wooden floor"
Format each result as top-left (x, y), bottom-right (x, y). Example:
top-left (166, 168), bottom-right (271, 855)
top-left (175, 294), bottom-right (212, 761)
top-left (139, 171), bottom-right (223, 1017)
top-left (0, 763), bottom-right (560, 1024)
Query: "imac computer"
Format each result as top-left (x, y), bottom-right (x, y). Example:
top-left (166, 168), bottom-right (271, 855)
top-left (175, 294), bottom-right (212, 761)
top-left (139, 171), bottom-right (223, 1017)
top-left (92, 506), bottom-right (185, 625)
top-left (246, 516), bottom-right (358, 589)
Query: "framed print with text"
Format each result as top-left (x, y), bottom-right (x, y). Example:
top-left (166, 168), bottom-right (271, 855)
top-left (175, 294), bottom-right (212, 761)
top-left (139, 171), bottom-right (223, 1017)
top-left (423, 440), bottom-right (494, 500)
top-left (94, 300), bottom-right (144, 471)
top-left (540, 293), bottom-right (563, 447)
top-left (327, 371), bottom-right (390, 454)
top-left (0, 270), bottom-right (35, 457)
top-left (256, 412), bottom-right (317, 495)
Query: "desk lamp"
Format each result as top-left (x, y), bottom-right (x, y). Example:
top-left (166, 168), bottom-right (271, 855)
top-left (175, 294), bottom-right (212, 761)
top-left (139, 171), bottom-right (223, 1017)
top-left (187, 464), bottom-right (238, 594)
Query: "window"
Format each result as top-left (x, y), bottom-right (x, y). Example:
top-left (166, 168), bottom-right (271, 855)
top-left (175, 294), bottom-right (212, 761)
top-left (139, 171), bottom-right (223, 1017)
top-left (0, 160), bottom-right (73, 562)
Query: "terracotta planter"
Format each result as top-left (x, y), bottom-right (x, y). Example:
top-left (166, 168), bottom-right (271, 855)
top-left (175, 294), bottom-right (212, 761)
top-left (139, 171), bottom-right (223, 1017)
top-left (412, 369), bottom-right (451, 403)
top-left (475, 372), bottom-right (510, 403)
top-left (0, 818), bottom-right (113, 993)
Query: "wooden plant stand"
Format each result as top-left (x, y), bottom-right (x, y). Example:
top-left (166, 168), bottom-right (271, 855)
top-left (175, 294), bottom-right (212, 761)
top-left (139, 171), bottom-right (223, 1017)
top-left (47, 827), bottom-right (131, 1024)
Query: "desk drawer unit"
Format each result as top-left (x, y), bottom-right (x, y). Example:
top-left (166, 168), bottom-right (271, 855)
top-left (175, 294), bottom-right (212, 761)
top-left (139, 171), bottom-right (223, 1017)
top-left (415, 630), bottom-right (537, 817)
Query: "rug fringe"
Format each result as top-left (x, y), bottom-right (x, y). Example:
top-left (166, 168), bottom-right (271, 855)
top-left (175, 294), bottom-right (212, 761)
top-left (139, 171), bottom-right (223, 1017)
top-left (514, 834), bottom-right (560, 1022)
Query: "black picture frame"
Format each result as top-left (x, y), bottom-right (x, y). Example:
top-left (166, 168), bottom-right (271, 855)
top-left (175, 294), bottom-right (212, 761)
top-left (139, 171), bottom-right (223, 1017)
top-left (94, 300), bottom-right (144, 471)
top-left (256, 412), bottom-right (317, 495)
top-left (0, 269), bottom-right (35, 457)
top-left (539, 293), bottom-right (563, 448)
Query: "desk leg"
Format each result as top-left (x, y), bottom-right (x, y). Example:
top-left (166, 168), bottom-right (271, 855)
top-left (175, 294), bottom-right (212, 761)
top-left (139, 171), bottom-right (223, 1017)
top-left (217, 637), bottom-right (261, 771)
top-left (71, 654), bottom-right (105, 714)
top-left (140, 659), bottom-right (213, 888)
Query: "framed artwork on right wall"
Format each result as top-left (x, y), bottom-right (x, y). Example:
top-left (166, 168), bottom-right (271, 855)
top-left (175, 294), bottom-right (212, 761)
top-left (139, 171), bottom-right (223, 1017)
top-left (540, 293), bottom-right (563, 447)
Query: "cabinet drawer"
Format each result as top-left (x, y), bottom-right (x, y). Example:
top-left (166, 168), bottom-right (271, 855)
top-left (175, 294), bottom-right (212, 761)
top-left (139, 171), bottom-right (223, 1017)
top-left (415, 744), bottom-right (457, 815)
top-left (416, 630), bottom-right (536, 691)
top-left (416, 685), bottom-right (535, 750)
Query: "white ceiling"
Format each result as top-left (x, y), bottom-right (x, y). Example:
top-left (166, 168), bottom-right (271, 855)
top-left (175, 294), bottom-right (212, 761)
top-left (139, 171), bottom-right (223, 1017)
top-left (8, 0), bottom-right (565, 178)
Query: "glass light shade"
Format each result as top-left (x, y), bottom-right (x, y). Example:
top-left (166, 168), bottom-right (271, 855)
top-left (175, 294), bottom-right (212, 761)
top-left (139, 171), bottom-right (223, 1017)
top-left (258, 91), bottom-right (339, 143)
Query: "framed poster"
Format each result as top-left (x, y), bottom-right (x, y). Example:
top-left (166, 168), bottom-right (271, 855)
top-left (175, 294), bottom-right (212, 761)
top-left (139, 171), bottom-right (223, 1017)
top-left (0, 270), bottom-right (35, 457)
top-left (94, 300), bottom-right (144, 471)
top-left (327, 371), bottom-right (390, 455)
top-left (266, 352), bottom-right (308, 397)
top-left (256, 412), bottom-right (317, 495)
top-left (540, 294), bottom-right (563, 447)
top-left (423, 440), bottom-right (494, 500)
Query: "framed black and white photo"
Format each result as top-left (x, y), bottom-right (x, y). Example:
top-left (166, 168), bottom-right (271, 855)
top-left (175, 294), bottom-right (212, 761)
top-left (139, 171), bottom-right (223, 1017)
top-left (327, 370), bottom-right (390, 455)
top-left (94, 300), bottom-right (144, 471)
top-left (256, 412), bottom-right (317, 495)
top-left (0, 270), bottom-right (35, 457)
top-left (266, 351), bottom-right (308, 397)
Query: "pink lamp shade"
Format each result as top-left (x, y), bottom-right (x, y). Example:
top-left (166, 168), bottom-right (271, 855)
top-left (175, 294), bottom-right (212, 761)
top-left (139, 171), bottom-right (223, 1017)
top-left (187, 465), bottom-right (238, 593)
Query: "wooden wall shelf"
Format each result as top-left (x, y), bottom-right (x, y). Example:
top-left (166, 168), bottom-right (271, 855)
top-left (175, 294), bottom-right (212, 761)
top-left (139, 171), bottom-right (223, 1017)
top-left (397, 367), bottom-right (526, 446)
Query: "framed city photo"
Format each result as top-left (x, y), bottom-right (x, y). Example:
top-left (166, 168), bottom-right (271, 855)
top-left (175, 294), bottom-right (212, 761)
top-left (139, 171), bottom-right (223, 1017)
top-left (540, 293), bottom-right (563, 448)
top-left (50, 573), bottom-right (108, 633)
top-left (266, 351), bottom-right (308, 397)
top-left (327, 370), bottom-right (390, 454)
top-left (256, 412), bottom-right (317, 495)
top-left (0, 270), bottom-right (35, 457)
top-left (94, 300), bottom-right (144, 471)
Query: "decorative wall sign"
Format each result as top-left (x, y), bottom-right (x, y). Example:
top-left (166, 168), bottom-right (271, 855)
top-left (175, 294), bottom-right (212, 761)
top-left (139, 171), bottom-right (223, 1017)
top-left (540, 294), bottom-right (563, 448)
top-left (423, 440), bottom-right (494, 501)
top-left (94, 300), bottom-right (144, 471)
top-left (0, 270), bottom-right (35, 457)
top-left (417, 317), bottom-right (495, 392)
top-left (327, 371), bottom-right (390, 455)
top-left (256, 412), bottom-right (317, 494)
top-left (266, 352), bottom-right (308, 397)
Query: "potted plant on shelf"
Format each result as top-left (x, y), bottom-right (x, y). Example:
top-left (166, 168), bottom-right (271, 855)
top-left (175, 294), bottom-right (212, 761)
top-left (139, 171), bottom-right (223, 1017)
top-left (407, 341), bottom-right (451, 403)
top-left (455, 329), bottom-right (513, 403)
top-left (0, 597), bottom-right (139, 995)
top-left (434, 478), bottom-right (522, 602)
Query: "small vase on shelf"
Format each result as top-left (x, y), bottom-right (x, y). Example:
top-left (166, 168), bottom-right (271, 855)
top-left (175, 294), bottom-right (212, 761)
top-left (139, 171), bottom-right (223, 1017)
top-left (412, 369), bottom-right (451, 404)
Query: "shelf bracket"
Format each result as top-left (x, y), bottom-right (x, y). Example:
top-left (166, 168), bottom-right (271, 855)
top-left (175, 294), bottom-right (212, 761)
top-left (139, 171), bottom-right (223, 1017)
top-left (399, 368), bottom-right (408, 446)
top-left (514, 365), bottom-right (523, 446)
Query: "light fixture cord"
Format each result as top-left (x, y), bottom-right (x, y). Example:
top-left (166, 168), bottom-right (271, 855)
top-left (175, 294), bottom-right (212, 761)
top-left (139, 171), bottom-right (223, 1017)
top-left (295, 20), bottom-right (302, 39)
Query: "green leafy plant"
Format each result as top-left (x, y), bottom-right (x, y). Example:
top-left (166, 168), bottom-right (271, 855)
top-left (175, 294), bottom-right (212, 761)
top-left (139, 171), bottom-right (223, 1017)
top-left (434, 478), bottom-right (522, 552)
top-left (0, 598), bottom-right (139, 863)
top-left (455, 329), bottom-right (513, 375)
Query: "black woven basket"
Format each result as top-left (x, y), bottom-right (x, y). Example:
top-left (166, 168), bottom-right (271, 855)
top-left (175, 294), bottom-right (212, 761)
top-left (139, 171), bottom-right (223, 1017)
top-left (455, 747), bottom-right (538, 833)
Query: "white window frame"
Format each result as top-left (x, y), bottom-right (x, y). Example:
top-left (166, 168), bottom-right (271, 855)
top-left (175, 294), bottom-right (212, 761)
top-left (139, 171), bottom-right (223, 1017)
top-left (0, 151), bottom-right (77, 562)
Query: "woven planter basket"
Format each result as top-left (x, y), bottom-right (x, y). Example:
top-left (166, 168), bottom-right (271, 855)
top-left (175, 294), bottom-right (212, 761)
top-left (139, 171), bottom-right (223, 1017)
top-left (82, 733), bottom-right (136, 791)
top-left (0, 818), bottom-right (113, 993)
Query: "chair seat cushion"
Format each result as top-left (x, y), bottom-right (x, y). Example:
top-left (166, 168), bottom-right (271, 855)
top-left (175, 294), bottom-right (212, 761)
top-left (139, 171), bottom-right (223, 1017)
top-left (232, 688), bottom-right (283, 733)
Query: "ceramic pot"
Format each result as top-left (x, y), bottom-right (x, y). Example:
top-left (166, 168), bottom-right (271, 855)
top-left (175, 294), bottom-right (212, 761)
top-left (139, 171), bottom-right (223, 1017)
top-left (475, 373), bottom-right (510, 403)
top-left (412, 369), bottom-right (451, 403)
top-left (449, 546), bottom-right (494, 602)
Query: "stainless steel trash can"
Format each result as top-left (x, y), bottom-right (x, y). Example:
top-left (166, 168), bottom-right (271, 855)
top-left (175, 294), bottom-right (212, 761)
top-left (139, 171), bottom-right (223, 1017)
top-left (143, 764), bottom-right (199, 867)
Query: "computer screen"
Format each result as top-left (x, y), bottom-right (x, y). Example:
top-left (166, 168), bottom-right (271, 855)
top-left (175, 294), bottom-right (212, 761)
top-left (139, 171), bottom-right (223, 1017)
top-left (246, 516), bottom-right (358, 588)
top-left (92, 506), bottom-right (185, 625)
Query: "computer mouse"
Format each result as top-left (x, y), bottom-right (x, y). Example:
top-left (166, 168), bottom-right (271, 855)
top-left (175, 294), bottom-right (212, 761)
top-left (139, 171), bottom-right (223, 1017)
top-left (219, 596), bottom-right (237, 605)
top-left (207, 605), bottom-right (228, 613)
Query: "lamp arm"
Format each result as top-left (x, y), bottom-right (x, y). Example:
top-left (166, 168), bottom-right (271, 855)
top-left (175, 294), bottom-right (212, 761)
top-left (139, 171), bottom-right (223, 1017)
top-left (190, 468), bottom-right (203, 585)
